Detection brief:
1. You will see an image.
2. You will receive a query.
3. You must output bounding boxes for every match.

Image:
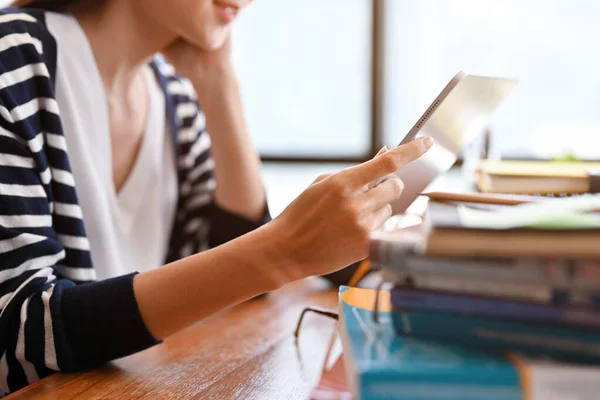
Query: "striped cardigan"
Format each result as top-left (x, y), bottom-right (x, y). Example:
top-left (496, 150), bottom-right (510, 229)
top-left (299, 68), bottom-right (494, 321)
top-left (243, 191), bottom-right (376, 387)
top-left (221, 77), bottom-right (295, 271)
top-left (0, 8), bottom-right (269, 395)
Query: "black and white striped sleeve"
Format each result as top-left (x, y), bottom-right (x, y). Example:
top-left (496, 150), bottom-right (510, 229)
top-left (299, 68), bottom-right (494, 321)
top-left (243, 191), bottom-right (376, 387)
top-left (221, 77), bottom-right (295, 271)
top-left (163, 71), bottom-right (271, 260)
top-left (0, 13), bottom-right (158, 395)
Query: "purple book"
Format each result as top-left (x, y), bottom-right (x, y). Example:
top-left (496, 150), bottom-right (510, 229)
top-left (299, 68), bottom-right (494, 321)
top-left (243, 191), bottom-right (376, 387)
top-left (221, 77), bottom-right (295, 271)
top-left (391, 286), bottom-right (600, 330)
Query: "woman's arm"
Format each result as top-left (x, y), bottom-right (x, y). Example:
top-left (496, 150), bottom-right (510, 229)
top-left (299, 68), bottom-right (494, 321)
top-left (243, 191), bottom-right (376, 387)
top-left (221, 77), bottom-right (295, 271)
top-left (134, 222), bottom-right (277, 340)
top-left (166, 38), bottom-right (266, 222)
top-left (0, 20), bottom-right (159, 390)
top-left (134, 137), bottom-right (433, 339)
top-left (195, 64), bottom-right (266, 221)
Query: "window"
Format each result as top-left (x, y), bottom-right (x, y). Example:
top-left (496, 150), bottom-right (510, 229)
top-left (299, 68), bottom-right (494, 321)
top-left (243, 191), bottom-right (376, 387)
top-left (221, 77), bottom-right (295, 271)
top-left (232, 0), bottom-right (375, 160)
top-left (2, 1), bottom-right (599, 161)
top-left (383, 0), bottom-right (600, 160)
top-left (3, 1), bottom-right (598, 213)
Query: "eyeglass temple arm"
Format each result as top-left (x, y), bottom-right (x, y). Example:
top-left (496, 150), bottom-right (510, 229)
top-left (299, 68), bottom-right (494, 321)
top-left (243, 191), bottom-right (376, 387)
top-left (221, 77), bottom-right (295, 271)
top-left (294, 307), bottom-right (339, 339)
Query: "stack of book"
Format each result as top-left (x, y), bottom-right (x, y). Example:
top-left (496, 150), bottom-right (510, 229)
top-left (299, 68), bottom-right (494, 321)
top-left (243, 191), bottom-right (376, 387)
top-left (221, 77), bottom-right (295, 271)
top-left (371, 196), bottom-right (600, 363)
top-left (337, 286), bottom-right (600, 400)
top-left (477, 160), bottom-right (600, 195)
top-left (315, 195), bottom-right (600, 398)
top-left (328, 157), bottom-right (600, 399)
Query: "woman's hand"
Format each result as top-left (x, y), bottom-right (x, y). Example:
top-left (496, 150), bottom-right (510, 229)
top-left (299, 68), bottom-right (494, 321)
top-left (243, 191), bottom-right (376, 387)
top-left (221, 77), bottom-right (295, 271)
top-left (163, 34), bottom-right (235, 99)
top-left (265, 137), bottom-right (434, 283)
top-left (134, 138), bottom-right (431, 341)
top-left (163, 34), bottom-right (267, 221)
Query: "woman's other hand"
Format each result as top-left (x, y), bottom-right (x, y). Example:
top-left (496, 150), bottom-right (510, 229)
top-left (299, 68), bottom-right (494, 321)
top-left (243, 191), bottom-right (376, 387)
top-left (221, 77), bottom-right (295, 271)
top-left (264, 137), bottom-right (434, 283)
top-left (163, 8), bottom-right (267, 222)
top-left (163, 34), bottom-right (234, 85)
top-left (162, 3), bottom-right (245, 100)
top-left (162, 1), bottom-right (252, 78)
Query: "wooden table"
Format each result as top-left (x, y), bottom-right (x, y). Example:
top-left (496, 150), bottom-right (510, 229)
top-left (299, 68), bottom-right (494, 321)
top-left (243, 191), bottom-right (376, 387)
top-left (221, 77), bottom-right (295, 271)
top-left (6, 278), bottom-right (339, 400)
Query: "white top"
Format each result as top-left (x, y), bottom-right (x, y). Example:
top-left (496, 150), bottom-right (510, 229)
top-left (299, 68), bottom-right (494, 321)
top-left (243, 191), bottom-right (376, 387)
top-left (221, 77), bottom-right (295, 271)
top-left (46, 13), bottom-right (178, 280)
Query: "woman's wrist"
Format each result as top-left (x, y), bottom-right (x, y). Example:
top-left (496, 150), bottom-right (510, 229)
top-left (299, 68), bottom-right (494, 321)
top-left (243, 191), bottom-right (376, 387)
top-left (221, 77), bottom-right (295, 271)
top-left (190, 63), bottom-right (238, 99)
top-left (134, 223), bottom-right (290, 340)
top-left (190, 65), bottom-right (243, 136)
top-left (237, 221), bottom-right (300, 290)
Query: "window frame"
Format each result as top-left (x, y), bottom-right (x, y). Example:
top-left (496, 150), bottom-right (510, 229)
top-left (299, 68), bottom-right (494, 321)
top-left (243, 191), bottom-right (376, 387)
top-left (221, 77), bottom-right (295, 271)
top-left (259, 0), bottom-right (386, 164)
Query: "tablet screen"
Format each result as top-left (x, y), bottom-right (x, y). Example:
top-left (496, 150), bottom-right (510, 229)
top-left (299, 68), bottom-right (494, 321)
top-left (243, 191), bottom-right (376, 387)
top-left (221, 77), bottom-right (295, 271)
top-left (391, 72), bottom-right (517, 214)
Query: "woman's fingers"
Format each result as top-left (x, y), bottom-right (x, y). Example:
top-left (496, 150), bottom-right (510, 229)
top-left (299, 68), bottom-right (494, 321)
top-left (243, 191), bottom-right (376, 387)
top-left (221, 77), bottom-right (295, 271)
top-left (271, 139), bottom-right (432, 280)
top-left (367, 146), bottom-right (390, 188)
top-left (342, 137), bottom-right (433, 190)
top-left (363, 176), bottom-right (405, 211)
top-left (370, 204), bottom-right (394, 231)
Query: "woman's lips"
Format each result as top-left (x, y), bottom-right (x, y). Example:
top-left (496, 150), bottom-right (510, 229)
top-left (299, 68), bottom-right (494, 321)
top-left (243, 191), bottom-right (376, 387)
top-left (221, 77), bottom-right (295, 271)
top-left (214, 1), bottom-right (244, 24)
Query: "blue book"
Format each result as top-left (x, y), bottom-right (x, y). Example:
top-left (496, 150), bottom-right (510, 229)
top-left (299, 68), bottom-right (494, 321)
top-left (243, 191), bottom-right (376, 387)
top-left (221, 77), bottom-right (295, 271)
top-left (390, 286), bottom-right (600, 330)
top-left (391, 299), bottom-right (600, 363)
top-left (339, 286), bottom-right (600, 400)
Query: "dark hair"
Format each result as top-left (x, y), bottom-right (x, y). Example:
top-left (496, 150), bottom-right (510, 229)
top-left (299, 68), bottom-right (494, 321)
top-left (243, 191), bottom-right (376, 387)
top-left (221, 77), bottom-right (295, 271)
top-left (12, 0), bottom-right (105, 12)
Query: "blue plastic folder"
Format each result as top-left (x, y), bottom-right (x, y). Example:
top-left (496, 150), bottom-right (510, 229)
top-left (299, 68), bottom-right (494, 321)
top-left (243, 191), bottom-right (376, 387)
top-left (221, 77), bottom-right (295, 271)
top-left (338, 286), bottom-right (600, 400)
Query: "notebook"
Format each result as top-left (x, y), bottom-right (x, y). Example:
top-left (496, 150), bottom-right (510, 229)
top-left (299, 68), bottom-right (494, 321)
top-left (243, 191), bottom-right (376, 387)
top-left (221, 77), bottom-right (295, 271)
top-left (478, 160), bottom-right (600, 194)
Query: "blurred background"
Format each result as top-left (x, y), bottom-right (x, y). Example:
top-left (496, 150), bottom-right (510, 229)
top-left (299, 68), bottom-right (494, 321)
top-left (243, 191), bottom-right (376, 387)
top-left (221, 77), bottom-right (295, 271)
top-left (3, 0), bottom-right (600, 215)
top-left (231, 0), bottom-right (600, 215)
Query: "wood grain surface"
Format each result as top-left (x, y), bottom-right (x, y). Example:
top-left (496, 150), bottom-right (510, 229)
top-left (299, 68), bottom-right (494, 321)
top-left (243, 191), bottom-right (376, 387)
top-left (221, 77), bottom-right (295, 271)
top-left (5, 278), bottom-right (339, 400)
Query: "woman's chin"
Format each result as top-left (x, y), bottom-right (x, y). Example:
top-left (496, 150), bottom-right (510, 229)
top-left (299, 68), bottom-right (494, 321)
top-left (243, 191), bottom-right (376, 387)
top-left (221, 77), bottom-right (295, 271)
top-left (187, 30), bottom-right (230, 52)
top-left (208, 35), bottom-right (231, 51)
top-left (204, 39), bottom-right (227, 51)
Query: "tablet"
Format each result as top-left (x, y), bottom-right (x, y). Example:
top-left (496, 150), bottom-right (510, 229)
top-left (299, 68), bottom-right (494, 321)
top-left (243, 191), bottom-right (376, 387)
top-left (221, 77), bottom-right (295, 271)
top-left (390, 71), bottom-right (518, 214)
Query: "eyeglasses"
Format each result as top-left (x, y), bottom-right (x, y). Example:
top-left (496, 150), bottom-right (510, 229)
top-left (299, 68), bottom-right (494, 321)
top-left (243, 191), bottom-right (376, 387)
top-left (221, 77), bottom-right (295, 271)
top-left (294, 307), bottom-right (339, 339)
top-left (294, 260), bottom-right (386, 340)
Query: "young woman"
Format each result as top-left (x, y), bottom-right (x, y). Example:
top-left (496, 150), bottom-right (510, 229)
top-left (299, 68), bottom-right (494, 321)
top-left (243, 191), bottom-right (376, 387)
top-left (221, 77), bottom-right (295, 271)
top-left (0, 0), bottom-right (432, 394)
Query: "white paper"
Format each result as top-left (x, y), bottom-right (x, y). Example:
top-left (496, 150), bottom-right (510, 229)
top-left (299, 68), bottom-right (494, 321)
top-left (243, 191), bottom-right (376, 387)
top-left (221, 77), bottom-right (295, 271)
top-left (457, 195), bottom-right (600, 229)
